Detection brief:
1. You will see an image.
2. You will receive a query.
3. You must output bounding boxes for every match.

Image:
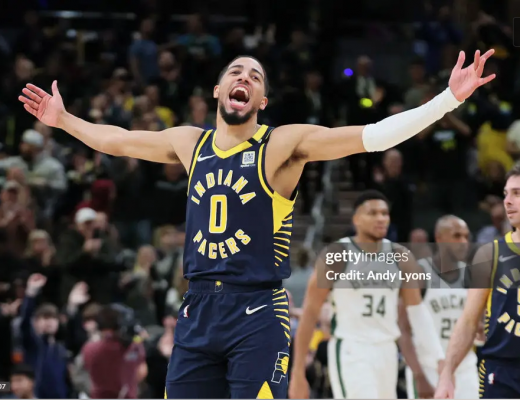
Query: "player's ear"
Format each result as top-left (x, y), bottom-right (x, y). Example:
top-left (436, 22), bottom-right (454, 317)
top-left (259, 97), bottom-right (268, 110)
top-left (352, 211), bottom-right (359, 227)
top-left (213, 85), bottom-right (219, 99)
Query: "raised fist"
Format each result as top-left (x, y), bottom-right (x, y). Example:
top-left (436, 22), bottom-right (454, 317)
top-left (26, 273), bottom-right (47, 296)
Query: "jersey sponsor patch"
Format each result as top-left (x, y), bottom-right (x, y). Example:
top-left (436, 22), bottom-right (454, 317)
top-left (241, 151), bottom-right (255, 167)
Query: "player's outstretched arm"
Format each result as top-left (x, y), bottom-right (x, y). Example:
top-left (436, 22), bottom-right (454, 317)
top-left (282, 49), bottom-right (495, 162)
top-left (435, 243), bottom-right (493, 399)
top-left (19, 81), bottom-right (202, 165)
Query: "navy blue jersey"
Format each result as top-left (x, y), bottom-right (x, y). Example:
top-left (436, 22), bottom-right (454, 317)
top-left (481, 232), bottom-right (520, 360)
top-left (183, 125), bottom-right (297, 286)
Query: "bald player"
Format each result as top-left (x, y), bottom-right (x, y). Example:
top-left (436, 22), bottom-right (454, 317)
top-left (399, 215), bottom-right (478, 399)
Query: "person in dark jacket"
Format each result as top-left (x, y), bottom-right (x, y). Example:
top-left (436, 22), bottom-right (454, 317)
top-left (19, 273), bottom-right (69, 398)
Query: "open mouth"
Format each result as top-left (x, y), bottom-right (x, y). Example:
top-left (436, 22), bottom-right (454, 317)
top-left (229, 86), bottom-right (250, 110)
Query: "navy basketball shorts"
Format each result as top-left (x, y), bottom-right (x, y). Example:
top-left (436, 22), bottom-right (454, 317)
top-left (165, 280), bottom-right (291, 399)
top-left (479, 359), bottom-right (520, 398)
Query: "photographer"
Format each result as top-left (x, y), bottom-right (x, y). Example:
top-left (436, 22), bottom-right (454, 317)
top-left (80, 304), bottom-right (147, 398)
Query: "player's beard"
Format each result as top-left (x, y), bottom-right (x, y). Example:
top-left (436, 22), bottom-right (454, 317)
top-left (218, 100), bottom-right (256, 126)
top-left (365, 230), bottom-right (386, 242)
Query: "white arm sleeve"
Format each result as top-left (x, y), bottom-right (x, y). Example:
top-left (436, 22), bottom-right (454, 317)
top-left (406, 302), bottom-right (445, 363)
top-left (362, 87), bottom-right (463, 152)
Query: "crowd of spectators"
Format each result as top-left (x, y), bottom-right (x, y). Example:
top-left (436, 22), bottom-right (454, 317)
top-left (0, 1), bottom-right (517, 398)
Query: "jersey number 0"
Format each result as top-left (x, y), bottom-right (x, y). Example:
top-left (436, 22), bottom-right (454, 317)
top-left (209, 195), bottom-right (228, 233)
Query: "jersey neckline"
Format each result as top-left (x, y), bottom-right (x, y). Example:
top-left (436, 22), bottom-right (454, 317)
top-left (212, 124), bottom-right (269, 159)
top-left (425, 256), bottom-right (462, 284)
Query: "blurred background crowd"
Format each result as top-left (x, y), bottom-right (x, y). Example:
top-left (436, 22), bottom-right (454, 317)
top-left (0, 0), bottom-right (518, 398)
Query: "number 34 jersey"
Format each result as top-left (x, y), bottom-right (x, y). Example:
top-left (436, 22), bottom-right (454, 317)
top-left (329, 237), bottom-right (402, 344)
top-left (183, 125), bottom-right (297, 285)
top-left (417, 258), bottom-right (476, 369)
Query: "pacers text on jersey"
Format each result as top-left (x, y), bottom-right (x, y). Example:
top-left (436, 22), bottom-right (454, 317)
top-left (325, 249), bottom-right (410, 265)
top-left (190, 169), bottom-right (256, 260)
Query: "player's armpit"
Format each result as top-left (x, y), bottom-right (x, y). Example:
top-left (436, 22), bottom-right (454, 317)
top-left (277, 124), bottom-right (366, 163)
top-left (466, 241), bottom-right (495, 289)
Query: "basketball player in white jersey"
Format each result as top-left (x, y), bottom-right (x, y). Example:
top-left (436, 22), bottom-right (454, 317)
top-left (288, 190), bottom-right (445, 399)
top-left (399, 215), bottom-right (479, 399)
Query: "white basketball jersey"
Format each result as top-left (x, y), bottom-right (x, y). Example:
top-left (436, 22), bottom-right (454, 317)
top-left (417, 257), bottom-right (477, 369)
top-left (330, 237), bottom-right (401, 344)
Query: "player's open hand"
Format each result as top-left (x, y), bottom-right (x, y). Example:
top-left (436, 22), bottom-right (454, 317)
top-left (448, 49), bottom-right (496, 102)
top-left (434, 372), bottom-right (455, 399)
top-left (18, 80), bottom-right (65, 128)
top-left (288, 373), bottom-right (310, 399)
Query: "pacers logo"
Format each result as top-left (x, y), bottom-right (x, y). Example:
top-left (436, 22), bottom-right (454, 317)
top-left (271, 352), bottom-right (289, 384)
top-left (215, 280), bottom-right (223, 292)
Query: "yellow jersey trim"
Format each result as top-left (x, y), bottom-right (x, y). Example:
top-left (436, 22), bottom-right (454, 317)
top-left (485, 240), bottom-right (500, 321)
top-left (257, 144), bottom-right (295, 207)
top-left (256, 381), bottom-right (274, 399)
top-left (257, 143), bottom-right (296, 234)
top-left (187, 130), bottom-right (213, 193)
top-left (505, 231), bottom-right (520, 255)
top-left (257, 143), bottom-right (273, 198)
top-left (212, 124), bottom-right (269, 159)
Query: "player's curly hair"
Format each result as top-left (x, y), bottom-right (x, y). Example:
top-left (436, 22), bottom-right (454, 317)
top-left (217, 55), bottom-right (270, 96)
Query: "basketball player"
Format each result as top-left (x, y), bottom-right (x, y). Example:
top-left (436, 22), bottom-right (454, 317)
top-left (289, 191), bottom-right (445, 399)
top-left (399, 215), bottom-right (478, 399)
top-left (436, 163), bottom-right (520, 399)
top-left (19, 50), bottom-right (494, 399)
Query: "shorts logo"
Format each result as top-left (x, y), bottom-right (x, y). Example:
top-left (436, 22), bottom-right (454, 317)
top-left (488, 373), bottom-right (494, 384)
top-left (241, 151), bottom-right (255, 167)
top-left (271, 352), bottom-right (289, 384)
top-left (183, 305), bottom-right (189, 318)
top-left (215, 280), bottom-right (223, 292)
